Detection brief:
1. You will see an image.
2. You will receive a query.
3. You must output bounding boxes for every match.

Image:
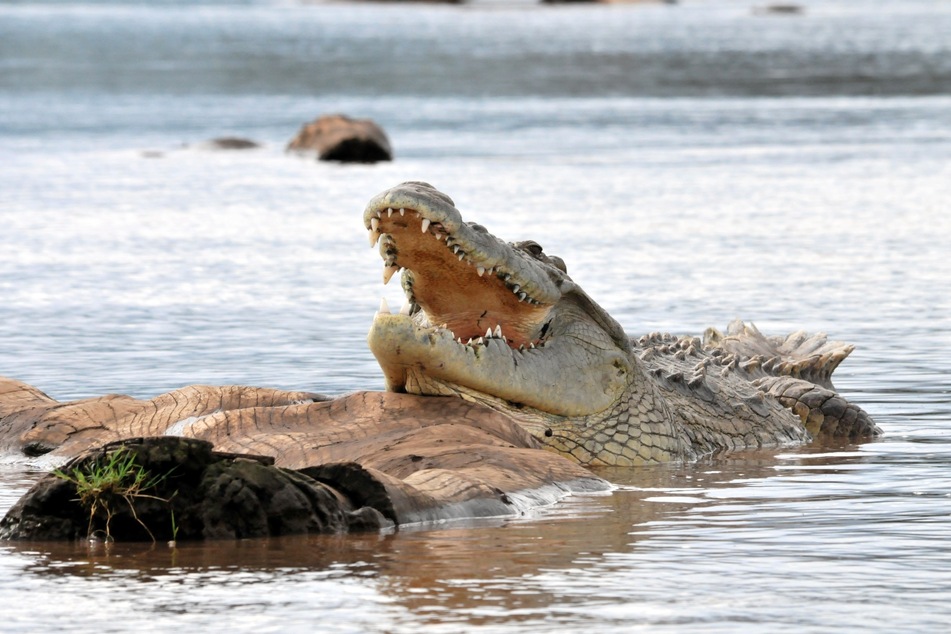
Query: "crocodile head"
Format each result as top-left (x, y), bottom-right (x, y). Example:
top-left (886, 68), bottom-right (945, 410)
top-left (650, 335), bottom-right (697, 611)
top-left (364, 181), bottom-right (635, 425)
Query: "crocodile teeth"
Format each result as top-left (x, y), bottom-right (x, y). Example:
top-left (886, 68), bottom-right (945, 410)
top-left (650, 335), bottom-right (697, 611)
top-left (368, 229), bottom-right (381, 247)
top-left (378, 297), bottom-right (391, 315)
top-left (476, 266), bottom-right (485, 277)
top-left (382, 265), bottom-right (400, 285)
top-left (518, 292), bottom-right (527, 302)
top-left (485, 328), bottom-right (493, 338)
top-left (387, 207), bottom-right (394, 217)
top-left (511, 284), bottom-right (520, 294)
top-left (399, 301), bottom-right (412, 316)
top-left (399, 208), bottom-right (405, 216)
top-left (421, 218), bottom-right (431, 233)
top-left (370, 217), bottom-right (380, 232)
top-left (493, 325), bottom-right (503, 338)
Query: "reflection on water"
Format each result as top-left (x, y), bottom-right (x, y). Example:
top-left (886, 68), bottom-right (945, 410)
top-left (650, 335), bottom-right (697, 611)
top-left (3, 440), bottom-right (950, 631)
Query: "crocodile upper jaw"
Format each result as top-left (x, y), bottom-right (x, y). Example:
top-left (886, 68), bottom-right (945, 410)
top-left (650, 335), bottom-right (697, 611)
top-left (364, 181), bottom-right (558, 349)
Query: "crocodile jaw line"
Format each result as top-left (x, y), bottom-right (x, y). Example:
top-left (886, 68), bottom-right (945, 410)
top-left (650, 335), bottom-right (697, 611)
top-left (365, 196), bottom-right (555, 350)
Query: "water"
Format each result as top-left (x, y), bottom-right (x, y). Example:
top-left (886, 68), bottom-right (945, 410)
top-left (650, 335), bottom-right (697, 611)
top-left (2, 0), bottom-right (951, 631)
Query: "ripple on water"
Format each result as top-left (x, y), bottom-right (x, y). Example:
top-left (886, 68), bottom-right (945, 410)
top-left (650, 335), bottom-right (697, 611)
top-left (1, 2), bottom-right (951, 631)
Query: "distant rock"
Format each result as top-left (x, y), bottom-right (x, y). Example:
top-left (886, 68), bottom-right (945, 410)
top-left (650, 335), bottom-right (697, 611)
top-left (753, 4), bottom-right (804, 15)
top-left (287, 114), bottom-right (392, 163)
top-left (202, 137), bottom-right (262, 150)
top-left (543, 0), bottom-right (677, 5)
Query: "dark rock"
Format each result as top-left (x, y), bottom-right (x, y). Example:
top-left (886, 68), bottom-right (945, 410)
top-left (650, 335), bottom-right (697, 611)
top-left (287, 114), bottom-right (392, 163)
top-left (199, 459), bottom-right (349, 539)
top-left (302, 462), bottom-right (398, 523)
top-left (344, 506), bottom-right (392, 532)
top-left (0, 437), bottom-right (384, 542)
top-left (0, 470), bottom-right (85, 540)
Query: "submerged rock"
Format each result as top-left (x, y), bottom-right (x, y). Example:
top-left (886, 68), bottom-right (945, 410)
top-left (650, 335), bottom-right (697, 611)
top-left (202, 137), bottom-right (262, 150)
top-left (753, 4), bottom-right (804, 15)
top-left (287, 114), bottom-right (392, 163)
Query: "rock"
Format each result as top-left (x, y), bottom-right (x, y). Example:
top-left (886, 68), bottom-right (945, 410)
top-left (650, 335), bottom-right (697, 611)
top-left (287, 114), bottom-right (392, 163)
top-left (753, 4), bottom-right (804, 15)
top-left (543, 0), bottom-right (676, 4)
top-left (0, 437), bottom-right (391, 542)
top-left (0, 381), bottom-right (610, 538)
top-left (203, 137), bottom-right (261, 150)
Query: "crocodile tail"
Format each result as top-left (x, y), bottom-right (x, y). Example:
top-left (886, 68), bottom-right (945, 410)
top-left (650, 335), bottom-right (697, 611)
top-left (704, 320), bottom-right (855, 390)
top-left (753, 376), bottom-right (881, 439)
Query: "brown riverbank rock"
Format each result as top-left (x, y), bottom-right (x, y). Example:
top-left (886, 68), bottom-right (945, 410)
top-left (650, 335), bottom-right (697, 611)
top-left (0, 378), bottom-right (608, 540)
top-left (287, 114), bottom-right (393, 163)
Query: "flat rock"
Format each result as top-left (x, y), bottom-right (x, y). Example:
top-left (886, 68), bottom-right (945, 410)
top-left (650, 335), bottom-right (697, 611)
top-left (0, 380), bottom-right (609, 540)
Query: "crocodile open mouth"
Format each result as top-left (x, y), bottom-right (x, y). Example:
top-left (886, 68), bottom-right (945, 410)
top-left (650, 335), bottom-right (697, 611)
top-left (366, 204), bottom-right (554, 349)
top-left (363, 182), bottom-right (635, 416)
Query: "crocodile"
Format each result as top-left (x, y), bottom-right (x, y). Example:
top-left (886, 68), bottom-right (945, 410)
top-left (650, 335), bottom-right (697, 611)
top-left (0, 181), bottom-right (881, 539)
top-left (364, 181), bottom-right (880, 466)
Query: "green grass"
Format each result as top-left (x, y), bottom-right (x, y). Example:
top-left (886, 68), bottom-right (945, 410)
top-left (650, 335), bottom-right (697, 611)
top-left (54, 447), bottom-right (176, 543)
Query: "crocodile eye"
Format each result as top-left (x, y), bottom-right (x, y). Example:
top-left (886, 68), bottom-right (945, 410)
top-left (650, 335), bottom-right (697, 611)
top-left (524, 242), bottom-right (544, 257)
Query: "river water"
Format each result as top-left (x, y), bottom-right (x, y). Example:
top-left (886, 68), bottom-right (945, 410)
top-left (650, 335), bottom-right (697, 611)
top-left (1, 0), bottom-right (950, 631)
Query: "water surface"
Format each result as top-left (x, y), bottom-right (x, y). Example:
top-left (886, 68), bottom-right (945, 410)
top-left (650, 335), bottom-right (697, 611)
top-left (1, 1), bottom-right (950, 631)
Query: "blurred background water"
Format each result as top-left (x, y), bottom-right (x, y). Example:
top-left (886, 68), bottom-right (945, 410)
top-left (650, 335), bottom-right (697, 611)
top-left (1, 0), bottom-right (950, 631)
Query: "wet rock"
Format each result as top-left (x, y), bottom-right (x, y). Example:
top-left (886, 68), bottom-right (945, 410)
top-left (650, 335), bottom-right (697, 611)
top-left (287, 114), bottom-right (392, 163)
top-left (0, 437), bottom-right (390, 542)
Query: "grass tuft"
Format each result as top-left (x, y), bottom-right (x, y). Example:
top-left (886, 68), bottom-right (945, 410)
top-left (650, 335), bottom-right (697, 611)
top-left (54, 447), bottom-right (176, 543)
